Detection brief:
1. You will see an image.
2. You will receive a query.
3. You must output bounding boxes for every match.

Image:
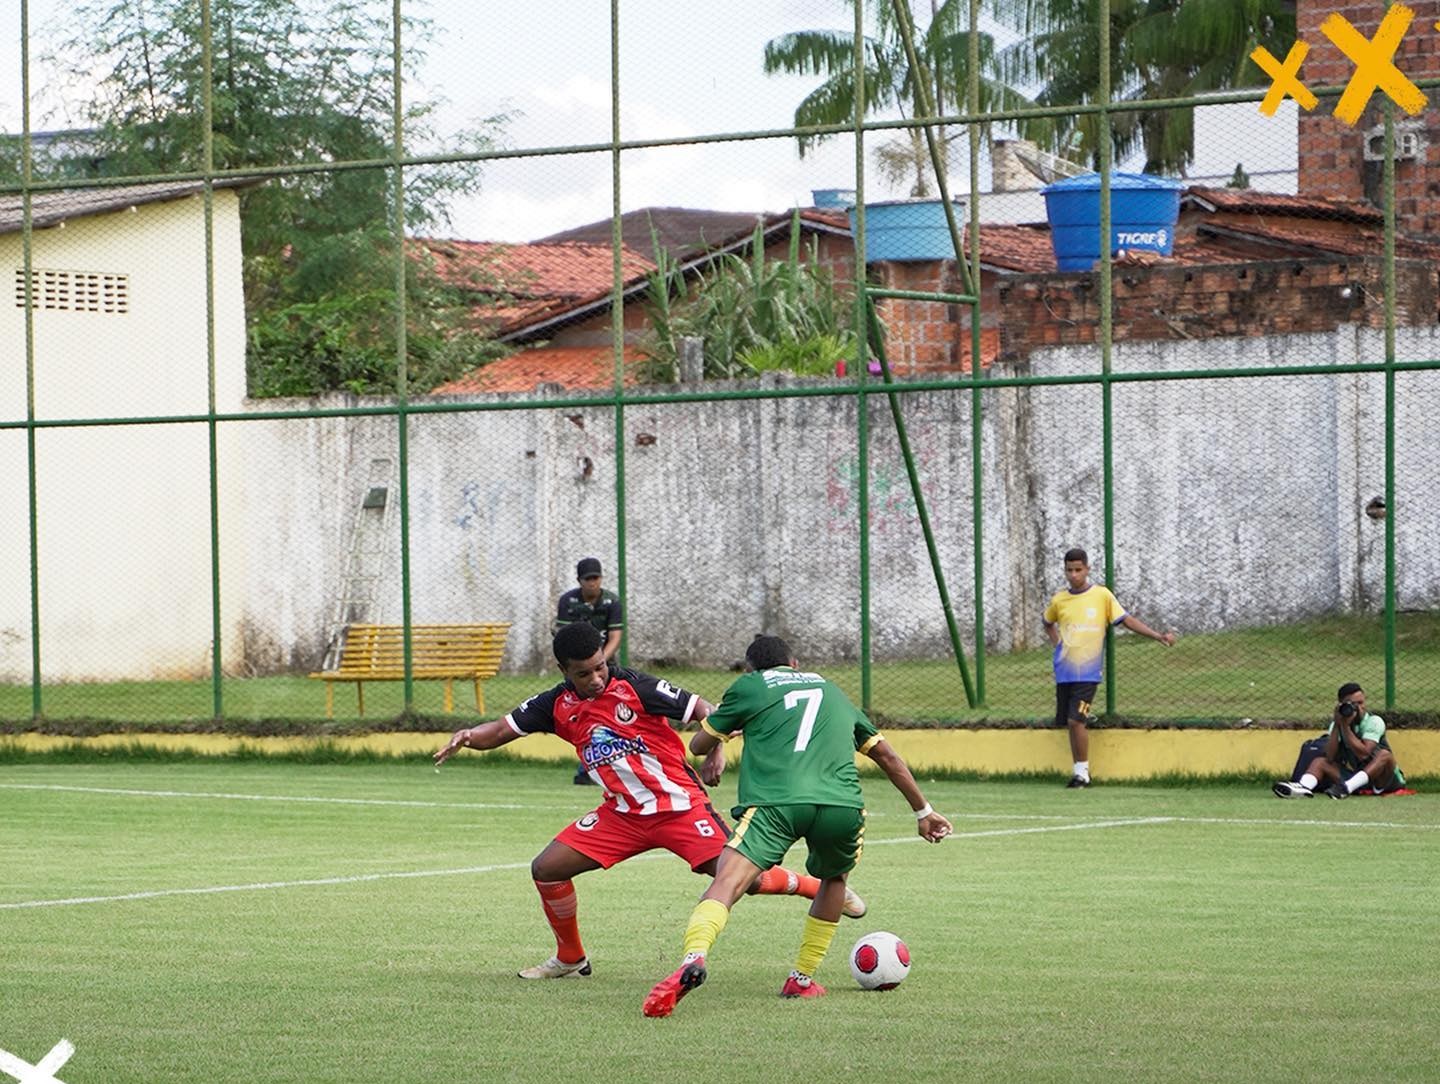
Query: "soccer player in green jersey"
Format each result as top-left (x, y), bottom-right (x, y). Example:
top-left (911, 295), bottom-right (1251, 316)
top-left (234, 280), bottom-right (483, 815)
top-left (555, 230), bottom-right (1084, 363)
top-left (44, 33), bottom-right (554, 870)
top-left (643, 635), bottom-right (952, 1017)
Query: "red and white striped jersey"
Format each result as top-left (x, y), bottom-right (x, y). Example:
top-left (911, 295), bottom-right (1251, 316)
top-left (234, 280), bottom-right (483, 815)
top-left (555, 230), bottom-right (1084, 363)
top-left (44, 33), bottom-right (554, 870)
top-left (504, 667), bottom-right (706, 815)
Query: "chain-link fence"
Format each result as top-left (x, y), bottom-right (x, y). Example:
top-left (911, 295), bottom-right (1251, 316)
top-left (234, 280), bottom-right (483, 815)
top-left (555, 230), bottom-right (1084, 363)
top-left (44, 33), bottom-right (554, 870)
top-left (2, 0), bottom-right (1438, 727)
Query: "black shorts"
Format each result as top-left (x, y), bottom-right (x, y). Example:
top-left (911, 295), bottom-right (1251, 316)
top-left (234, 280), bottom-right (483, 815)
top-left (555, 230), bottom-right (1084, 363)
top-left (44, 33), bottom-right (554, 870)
top-left (1055, 682), bottom-right (1098, 727)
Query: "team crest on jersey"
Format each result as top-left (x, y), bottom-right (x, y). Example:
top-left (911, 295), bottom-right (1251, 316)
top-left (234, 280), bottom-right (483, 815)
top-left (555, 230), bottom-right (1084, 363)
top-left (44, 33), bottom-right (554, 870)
top-left (615, 702), bottom-right (635, 723)
top-left (575, 811), bottom-right (600, 831)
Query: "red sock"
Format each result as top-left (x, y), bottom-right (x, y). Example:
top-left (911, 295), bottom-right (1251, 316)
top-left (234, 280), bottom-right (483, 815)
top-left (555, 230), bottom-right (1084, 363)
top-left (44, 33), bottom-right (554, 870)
top-left (753, 866), bottom-right (820, 898)
top-left (535, 880), bottom-right (585, 963)
top-left (753, 867), bottom-right (794, 894)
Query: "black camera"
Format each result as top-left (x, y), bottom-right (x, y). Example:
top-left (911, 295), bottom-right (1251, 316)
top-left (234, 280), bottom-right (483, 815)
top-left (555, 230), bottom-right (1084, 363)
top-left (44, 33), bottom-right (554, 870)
top-left (1337, 700), bottom-right (1358, 718)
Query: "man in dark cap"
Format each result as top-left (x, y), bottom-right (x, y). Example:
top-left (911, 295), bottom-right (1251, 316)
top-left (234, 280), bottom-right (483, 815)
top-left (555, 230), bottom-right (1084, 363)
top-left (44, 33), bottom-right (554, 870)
top-left (556, 557), bottom-right (625, 784)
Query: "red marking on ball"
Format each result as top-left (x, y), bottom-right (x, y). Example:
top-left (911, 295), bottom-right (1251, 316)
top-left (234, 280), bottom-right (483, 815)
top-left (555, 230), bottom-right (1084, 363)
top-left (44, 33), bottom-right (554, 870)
top-left (853, 943), bottom-right (881, 973)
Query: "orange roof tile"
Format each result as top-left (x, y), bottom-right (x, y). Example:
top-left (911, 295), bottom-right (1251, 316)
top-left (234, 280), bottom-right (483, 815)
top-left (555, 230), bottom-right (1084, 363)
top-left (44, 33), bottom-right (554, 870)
top-left (433, 344), bottom-right (645, 395)
top-left (420, 238), bottom-right (655, 298)
top-left (415, 238), bottom-right (657, 337)
top-left (1198, 218), bottom-right (1440, 262)
top-left (970, 223), bottom-right (1057, 273)
top-left (1184, 186), bottom-right (1383, 223)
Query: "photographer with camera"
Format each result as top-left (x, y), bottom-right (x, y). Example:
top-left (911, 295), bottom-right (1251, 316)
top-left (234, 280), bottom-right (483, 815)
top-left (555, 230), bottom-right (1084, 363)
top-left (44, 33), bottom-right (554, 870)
top-left (1273, 682), bottom-right (1405, 799)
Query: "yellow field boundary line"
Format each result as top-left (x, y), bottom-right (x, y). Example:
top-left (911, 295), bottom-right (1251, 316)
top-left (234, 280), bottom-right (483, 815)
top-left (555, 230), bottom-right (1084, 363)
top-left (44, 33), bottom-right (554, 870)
top-left (8, 728), bottom-right (1439, 780)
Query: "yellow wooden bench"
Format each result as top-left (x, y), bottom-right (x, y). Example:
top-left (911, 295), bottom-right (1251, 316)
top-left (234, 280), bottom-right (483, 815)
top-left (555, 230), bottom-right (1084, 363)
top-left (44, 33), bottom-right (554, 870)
top-left (309, 622), bottom-right (511, 718)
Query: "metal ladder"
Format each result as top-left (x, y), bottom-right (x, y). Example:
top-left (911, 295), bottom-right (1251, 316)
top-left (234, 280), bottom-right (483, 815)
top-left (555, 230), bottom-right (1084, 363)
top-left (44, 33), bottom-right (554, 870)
top-left (321, 457), bottom-right (395, 669)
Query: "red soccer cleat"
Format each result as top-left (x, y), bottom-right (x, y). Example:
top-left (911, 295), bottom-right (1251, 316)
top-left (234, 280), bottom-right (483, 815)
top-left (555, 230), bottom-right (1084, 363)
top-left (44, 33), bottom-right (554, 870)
top-left (779, 973), bottom-right (827, 999)
top-left (642, 958), bottom-right (707, 1018)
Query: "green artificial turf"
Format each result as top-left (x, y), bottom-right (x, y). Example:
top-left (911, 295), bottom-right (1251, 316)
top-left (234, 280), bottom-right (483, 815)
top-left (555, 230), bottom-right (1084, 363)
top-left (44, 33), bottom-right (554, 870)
top-left (3, 759), bottom-right (1437, 1082)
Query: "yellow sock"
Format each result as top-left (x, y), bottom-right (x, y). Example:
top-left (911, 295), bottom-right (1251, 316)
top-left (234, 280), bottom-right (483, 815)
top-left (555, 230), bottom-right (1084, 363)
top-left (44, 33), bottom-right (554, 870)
top-left (682, 898), bottom-right (731, 958)
top-left (792, 914), bottom-right (839, 977)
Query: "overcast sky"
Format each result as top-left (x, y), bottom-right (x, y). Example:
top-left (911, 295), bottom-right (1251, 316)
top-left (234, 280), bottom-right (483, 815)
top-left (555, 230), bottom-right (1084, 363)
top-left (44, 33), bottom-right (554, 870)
top-left (3, 0), bottom-right (1295, 242)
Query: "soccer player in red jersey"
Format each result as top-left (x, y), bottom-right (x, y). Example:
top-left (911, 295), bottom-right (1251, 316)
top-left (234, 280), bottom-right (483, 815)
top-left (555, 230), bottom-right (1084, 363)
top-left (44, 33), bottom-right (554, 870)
top-left (434, 622), bottom-right (865, 979)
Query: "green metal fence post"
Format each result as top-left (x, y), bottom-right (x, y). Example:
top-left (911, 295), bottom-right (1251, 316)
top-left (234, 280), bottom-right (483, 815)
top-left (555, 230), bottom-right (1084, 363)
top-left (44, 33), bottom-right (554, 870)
top-left (1383, 104), bottom-right (1397, 709)
top-left (1099, 0), bottom-right (1118, 717)
top-left (865, 300), bottom-right (976, 707)
top-left (392, 0), bottom-right (416, 714)
top-left (611, 0), bottom-right (629, 667)
top-left (854, 0), bottom-right (872, 711)
top-left (967, 0), bottom-right (986, 705)
top-left (20, 0), bottom-right (41, 720)
top-left (202, 0), bottom-right (225, 719)
top-left (884, 0), bottom-right (984, 708)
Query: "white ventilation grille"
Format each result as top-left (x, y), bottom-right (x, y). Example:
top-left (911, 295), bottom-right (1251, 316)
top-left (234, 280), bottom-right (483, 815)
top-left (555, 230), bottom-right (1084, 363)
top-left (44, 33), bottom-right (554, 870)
top-left (13, 269), bottom-right (130, 314)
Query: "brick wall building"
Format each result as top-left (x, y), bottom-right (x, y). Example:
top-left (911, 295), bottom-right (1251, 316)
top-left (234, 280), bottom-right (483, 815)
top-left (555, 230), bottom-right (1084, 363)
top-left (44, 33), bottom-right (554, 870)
top-left (1296, 0), bottom-right (1440, 238)
top-left (869, 0), bottom-right (1440, 374)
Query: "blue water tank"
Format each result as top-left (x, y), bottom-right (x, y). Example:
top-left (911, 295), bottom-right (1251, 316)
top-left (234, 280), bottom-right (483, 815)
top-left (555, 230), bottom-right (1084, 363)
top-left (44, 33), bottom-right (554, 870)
top-left (1041, 172), bottom-right (1183, 271)
top-left (848, 198), bottom-right (966, 262)
top-left (811, 187), bottom-right (857, 209)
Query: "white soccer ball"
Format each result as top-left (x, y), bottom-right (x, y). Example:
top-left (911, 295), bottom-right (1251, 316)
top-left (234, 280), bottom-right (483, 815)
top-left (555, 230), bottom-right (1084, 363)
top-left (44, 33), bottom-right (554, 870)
top-left (848, 930), bottom-right (911, 991)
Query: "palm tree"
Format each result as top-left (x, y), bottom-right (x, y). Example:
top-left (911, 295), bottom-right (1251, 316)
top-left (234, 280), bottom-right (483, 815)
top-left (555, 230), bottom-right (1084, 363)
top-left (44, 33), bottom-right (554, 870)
top-left (990, 0), bottom-right (1295, 174)
top-left (763, 0), bottom-right (1048, 197)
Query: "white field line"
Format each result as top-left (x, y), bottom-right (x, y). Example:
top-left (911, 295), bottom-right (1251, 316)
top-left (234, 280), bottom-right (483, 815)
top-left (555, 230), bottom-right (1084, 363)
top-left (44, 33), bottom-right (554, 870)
top-left (0, 818), bottom-right (1162, 912)
top-left (4, 783), bottom-right (1435, 831)
top-left (1, 782), bottom-right (1096, 820)
top-left (0, 860), bottom-right (536, 910)
top-left (1166, 814), bottom-right (1440, 830)
top-left (0, 782), bottom-right (528, 810)
top-left (874, 816), bottom-right (1176, 843)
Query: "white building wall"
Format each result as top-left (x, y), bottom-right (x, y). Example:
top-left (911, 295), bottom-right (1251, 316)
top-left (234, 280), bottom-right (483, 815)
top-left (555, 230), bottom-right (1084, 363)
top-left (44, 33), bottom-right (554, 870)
top-left (0, 191), bottom-right (249, 680)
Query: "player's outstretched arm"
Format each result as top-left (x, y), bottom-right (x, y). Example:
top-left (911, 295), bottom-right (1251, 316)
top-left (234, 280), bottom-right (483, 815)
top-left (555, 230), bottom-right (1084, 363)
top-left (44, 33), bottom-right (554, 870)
top-left (1121, 614), bottom-right (1176, 647)
top-left (698, 742), bottom-right (726, 787)
top-left (433, 720), bottom-right (519, 768)
top-left (865, 739), bottom-right (952, 842)
top-left (687, 699), bottom-right (725, 785)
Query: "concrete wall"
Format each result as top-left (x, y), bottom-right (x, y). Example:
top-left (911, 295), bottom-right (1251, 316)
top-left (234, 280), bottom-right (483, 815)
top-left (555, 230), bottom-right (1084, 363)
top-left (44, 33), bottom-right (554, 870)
top-left (12, 727), bottom-right (1440, 779)
top-left (234, 322), bottom-right (1440, 674)
top-left (0, 192), bottom-right (250, 681)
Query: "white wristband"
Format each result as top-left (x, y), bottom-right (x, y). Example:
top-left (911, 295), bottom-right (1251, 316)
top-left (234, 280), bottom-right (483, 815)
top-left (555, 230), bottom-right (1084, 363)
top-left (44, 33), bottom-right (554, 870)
top-left (914, 803), bottom-right (933, 820)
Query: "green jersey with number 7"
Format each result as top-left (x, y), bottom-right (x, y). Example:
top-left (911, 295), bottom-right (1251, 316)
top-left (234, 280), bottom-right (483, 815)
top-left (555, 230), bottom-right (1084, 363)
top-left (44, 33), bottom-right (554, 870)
top-left (700, 666), bottom-right (881, 808)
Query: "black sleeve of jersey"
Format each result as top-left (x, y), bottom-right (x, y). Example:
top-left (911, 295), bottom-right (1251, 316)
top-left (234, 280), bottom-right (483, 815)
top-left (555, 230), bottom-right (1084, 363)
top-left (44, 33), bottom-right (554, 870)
top-left (615, 667), bottom-right (694, 720)
top-left (605, 594), bottom-right (624, 628)
top-left (507, 685), bottom-right (563, 734)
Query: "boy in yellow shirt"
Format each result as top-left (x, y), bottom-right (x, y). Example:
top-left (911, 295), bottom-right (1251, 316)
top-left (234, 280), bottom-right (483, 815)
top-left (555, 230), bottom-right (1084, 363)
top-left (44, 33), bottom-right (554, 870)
top-left (1043, 548), bottom-right (1176, 787)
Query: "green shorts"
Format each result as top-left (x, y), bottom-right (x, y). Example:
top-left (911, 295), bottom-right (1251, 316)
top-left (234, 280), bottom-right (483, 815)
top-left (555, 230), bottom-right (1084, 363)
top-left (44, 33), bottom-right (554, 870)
top-left (727, 803), bottom-right (865, 880)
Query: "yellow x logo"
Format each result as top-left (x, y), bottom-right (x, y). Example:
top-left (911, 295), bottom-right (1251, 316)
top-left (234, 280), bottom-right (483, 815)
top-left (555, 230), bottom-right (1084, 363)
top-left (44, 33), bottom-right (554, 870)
top-left (1321, 4), bottom-right (1429, 125)
top-left (1251, 41), bottom-right (1319, 115)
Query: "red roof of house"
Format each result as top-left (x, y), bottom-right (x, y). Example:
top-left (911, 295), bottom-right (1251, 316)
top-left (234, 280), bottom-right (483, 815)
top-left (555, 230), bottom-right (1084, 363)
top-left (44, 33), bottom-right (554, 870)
top-left (419, 209), bottom-right (854, 343)
top-left (424, 188), bottom-right (1437, 393)
top-left (971, 223), bottom-right (1058, 273)
top-left (538, 205), bottom-right (852, 254)
top-left (417, 238), bottom-right (657, 336)
top-left (433, 344), bottom-right (645, 395)
top-left (1184, 186), bottom-right (1383, 223)
top-left (1197, 217), bottom-right (1440, 263)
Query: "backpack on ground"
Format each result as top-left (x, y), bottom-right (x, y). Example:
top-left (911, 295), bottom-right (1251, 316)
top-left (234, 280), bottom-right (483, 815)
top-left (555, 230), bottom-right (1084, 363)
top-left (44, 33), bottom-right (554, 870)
top-left (1291, 735), bottom-right (1329, 782)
